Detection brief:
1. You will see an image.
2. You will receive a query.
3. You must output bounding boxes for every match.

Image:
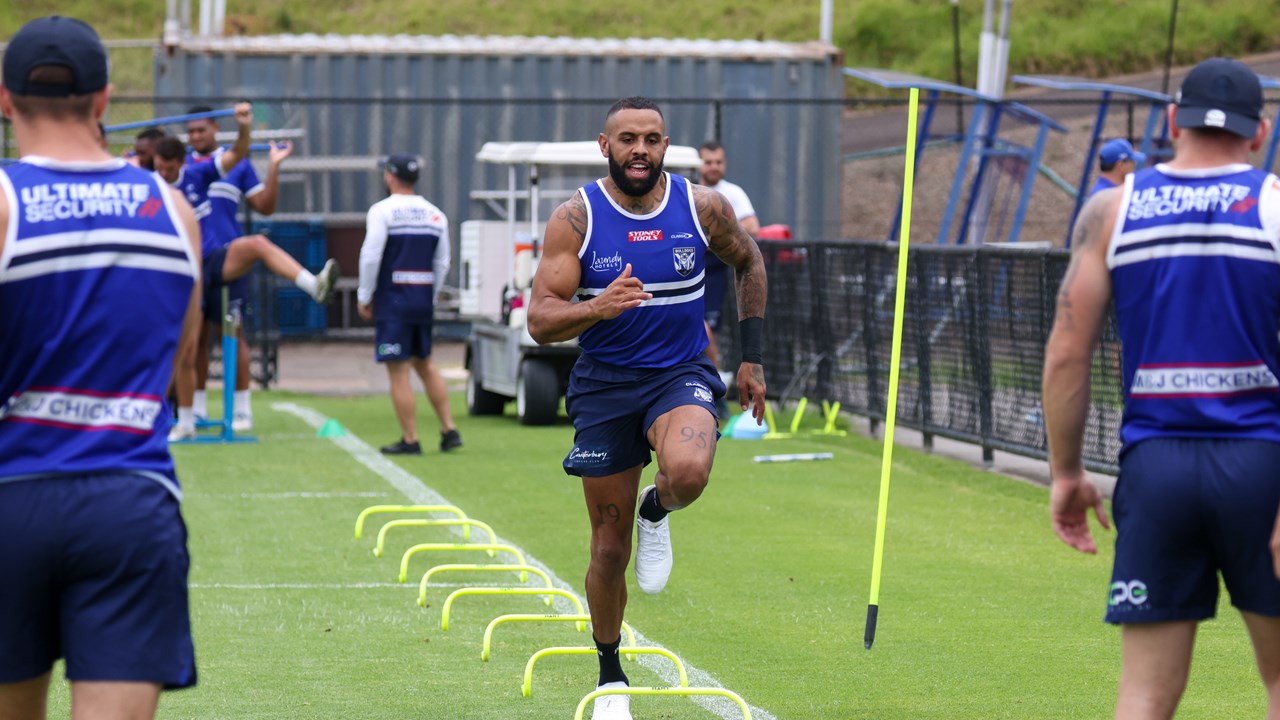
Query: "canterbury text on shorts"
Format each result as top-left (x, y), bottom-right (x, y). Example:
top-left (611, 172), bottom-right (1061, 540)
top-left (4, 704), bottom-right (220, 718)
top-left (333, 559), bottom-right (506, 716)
top-left (562, 353), bottom-right (725, 477)
top-left (375, 316), bottom-right (434, 362)
top-left (0, 473), bottom-right (197, 688)
top-left (200, 244), bottom-right (248, 321)
top-left (1106, 437), bottom-right (1280, 624)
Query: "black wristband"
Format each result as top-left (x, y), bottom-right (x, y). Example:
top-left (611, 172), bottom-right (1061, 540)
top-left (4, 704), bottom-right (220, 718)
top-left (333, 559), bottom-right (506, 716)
top-left (740, 317), bottom-right (764, 365)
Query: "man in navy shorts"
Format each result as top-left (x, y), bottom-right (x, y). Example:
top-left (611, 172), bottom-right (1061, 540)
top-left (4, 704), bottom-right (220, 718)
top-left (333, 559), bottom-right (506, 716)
top-left (1044, 57), bottom-right (1280, 718)
top-left (528, 97), bottom-right (767, 720)
top-left (357, 154), bottom-right (461, 455)
top-left (0, 16), bottom-right (203, 716)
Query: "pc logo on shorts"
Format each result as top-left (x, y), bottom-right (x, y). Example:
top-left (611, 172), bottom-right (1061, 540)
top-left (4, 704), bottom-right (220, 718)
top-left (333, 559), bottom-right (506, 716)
top-left (672, 246), bottom-right (697, 277)
top-left (378, 343), bottom-right (402, 357)
top-left (1109, 579), bottom-right (1149, 607)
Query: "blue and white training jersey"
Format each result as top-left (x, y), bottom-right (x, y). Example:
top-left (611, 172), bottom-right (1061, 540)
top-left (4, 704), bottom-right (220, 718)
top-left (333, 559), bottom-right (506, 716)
top-left (1108, 163), bottom-right (1280, 451)
top-left (358, 194), bottom-right (450, 322)
top-left (0, 157), bottom-right (198, 497)
top-left (577, 172), bottom-right (708, 368)
top-left (191, 147), bottom-right (262, 250)
top-left (171, 159), bottom-right (223, 255)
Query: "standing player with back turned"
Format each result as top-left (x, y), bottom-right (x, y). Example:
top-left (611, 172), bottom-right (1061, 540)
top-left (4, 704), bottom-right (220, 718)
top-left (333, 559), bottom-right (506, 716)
top-left (0, 15), bottom-right (202, 718)
top-left (1044, 57), bottom-right (1280, 719)
top-left (528, 96), bottom-right (767, 720)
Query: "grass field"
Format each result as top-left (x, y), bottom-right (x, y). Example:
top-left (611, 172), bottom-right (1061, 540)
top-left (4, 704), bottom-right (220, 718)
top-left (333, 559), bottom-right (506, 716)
top-left (40, 391), bottom-right (1265, 719)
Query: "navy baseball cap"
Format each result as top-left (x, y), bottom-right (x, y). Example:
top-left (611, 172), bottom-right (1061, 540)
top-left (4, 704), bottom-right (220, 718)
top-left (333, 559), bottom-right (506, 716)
top-left (1099, 139), bottom-right (1146, 167)
top-left (382, 153), bottom-right (420, 183)
top-left (1174, 57), bottom-right (1263, 139)
top-left (2, 16), bottom-right (109, 98)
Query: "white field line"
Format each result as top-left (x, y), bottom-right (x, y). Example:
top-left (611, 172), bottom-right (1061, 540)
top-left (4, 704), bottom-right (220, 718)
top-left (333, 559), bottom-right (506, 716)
top-left (273, 401), bottom-right (777, 720)
top-left (191, 581), bottom-right (518, 590)
top-left (189, 491), bottom-right (390, 499)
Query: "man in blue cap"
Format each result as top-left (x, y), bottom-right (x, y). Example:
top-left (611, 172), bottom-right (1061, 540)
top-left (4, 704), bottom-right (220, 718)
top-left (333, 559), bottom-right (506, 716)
top-left (1044, 56), bottom-right (1280, 718)
top-left (357, 153), bottom-right (462, 455)
top-left (1088, 138), bottom-right (1147, 198)
top-left (0, 15), bottom-right (200, 717)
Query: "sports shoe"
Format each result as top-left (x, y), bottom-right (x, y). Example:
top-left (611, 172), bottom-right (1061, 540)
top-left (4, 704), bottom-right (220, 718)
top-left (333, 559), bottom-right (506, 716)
top-left (314, 258), bottom-right (341, 305)
top-left (168, 424), bottom-right (197, 442)
top-left (592, 681), bottom-right (632, 720)
top-left (380, 438), bottom-right (422, 455)
top-left (439, 429), bottom-right (463, 452)
top-left (634, 485), bottom-right (673, 594)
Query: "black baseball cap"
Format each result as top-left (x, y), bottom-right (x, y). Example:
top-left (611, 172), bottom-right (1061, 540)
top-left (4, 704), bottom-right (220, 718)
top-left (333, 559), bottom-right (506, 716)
top-left (2, 16), bottom-right (109, 98)
top-left (1174, 57), bottom-right (1263, 139)
top-left (382, 154), bottom-right (421, 183)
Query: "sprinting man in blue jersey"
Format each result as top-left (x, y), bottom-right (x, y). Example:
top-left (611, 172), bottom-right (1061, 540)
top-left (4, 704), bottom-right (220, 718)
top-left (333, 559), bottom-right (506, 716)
top-left (1044, 57), bottom-right (1280, 719)
top-left (185, 105), bottom-right (298, 432)
top-left (528, 97), bottom-right (767, 720)
top-left (0, 16), bottom-right (203, 718)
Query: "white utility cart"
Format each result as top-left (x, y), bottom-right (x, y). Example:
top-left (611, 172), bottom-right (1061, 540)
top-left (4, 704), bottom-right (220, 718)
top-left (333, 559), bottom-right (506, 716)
top-left (459, 141), bottom-right (702, 424)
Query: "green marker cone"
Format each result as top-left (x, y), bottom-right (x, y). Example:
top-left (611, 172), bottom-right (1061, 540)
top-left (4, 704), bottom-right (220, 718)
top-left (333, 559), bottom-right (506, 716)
top-left (317, 419), bottom-right (347, 438)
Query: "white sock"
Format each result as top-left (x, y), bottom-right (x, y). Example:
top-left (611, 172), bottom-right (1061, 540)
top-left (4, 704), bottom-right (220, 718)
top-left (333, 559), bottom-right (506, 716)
top-left (193, 390), bottom-right (207, 417)
top-left (234, 390), bottom-right (252, 418)
top-left (295, 270), bottom-right (319, 300)
top-left (177, 407), bottom-right (195, 429)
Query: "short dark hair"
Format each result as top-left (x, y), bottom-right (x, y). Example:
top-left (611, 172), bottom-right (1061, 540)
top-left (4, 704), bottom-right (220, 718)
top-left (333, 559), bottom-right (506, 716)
top-left (1099, 159), bottom-right (1118, 173)
top-left (699, 140), bottom-right (723, 154)
top-left (154, 136), bottom-right (187, 161)
top-left (136, 127), bottom-right (167, 141)
top-left (9, 67), bottom-right (94, 120)
top-left (606, 96), bottom-right (664, 124)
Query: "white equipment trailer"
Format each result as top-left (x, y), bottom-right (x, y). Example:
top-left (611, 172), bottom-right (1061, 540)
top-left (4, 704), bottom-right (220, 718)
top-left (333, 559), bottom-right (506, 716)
top-left (459, 141), bottom-right (702, 424)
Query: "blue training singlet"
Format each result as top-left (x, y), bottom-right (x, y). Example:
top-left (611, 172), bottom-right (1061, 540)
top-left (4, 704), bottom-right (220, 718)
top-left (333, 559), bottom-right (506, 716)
top-left (0, 157), bottom-right (198, 497)
top-left (1108, 163), bottom-right (1280, 451)
top-left (576, 173), bottom-right (708, 368)
top-left (193, 148), bottom-right (262, 250)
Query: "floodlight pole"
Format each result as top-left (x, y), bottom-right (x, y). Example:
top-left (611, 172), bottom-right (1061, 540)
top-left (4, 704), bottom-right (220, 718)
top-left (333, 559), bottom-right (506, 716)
top-left (820, 0), bottom-right (834, 44)
top-left (1161, 0), bottom-right (1180, 96)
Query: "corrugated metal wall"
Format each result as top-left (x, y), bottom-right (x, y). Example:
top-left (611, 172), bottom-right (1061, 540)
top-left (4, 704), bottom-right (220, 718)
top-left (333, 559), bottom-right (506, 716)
top-left (153, 36), bottom-right (843, 254)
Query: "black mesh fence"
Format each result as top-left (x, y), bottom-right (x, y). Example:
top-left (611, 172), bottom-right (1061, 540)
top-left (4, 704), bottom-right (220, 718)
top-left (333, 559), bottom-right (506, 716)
top-left (712, 240), bottom-right (1124, 475)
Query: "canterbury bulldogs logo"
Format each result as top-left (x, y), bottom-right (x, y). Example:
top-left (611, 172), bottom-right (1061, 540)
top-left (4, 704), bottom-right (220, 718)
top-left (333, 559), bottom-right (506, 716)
top-left (672, 246), bottom-right (697, 277)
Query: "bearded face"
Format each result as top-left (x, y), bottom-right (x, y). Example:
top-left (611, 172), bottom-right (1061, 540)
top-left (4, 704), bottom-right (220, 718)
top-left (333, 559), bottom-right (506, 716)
top-left (606, 149), bottom-right (665, 197)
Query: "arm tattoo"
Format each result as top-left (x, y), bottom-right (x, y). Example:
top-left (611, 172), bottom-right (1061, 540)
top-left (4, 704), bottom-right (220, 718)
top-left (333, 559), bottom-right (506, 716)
top-left (694, 186), bottom-right (768, 320)
top-left (1056, 191), bottom-right (1115, 330)
top-left (554, 192), bottom-right (589, 242)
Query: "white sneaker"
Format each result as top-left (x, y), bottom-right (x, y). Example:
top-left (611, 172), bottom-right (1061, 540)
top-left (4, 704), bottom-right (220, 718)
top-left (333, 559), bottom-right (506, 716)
top-left (232, 414), bottom-right (253, 433)
top-left (314, 258), bottom-right (340, 304)
top-left (592, 682), bottom-right (632, 720)
top-left (168, 424), bottom-right (196, 442)
top-left (635, 485), bottom-right (673, 594)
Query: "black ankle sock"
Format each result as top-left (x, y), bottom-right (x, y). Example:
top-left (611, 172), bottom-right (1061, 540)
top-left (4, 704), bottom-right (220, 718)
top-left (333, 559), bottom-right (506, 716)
top-left (638, 487), bottom-right (669, 523)
top-left (594, 635), bottom-right (628, 687)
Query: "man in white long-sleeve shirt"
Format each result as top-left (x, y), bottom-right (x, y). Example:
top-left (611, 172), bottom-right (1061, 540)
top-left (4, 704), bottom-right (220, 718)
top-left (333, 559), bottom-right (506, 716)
top-left (357, 154), bottom-right (461, 455)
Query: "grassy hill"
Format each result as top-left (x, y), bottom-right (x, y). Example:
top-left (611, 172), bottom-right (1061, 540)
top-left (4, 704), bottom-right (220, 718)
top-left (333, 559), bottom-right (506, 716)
top-left (4, 0), bottom-right (1279, 88)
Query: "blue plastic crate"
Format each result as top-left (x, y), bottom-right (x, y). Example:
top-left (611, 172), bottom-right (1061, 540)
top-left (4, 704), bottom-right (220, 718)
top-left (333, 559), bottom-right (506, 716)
top-left (276, 287), bottom-right (327, 336)
top-left (252, 221), bottom-right (327, 272)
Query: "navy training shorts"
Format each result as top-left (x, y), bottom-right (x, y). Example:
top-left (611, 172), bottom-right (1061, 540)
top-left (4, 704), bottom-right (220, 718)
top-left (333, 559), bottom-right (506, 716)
top-left (201, 244), bottom-right (248, 321)
top-left (375, 316), bottom-right (433, 362)
top-left (562, 353), bottom-right (725, 477)
top-left (1106, 437), bottom-right (1280, 624)
top-left (0, 473), bottom-right (197, 688)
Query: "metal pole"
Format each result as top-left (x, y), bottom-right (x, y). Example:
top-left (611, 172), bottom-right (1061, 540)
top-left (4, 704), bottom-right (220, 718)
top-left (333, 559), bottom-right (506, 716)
top-left (819, 0), bottom-right (834, 45)
top-left (951, 0), bottom-right (964, 133)
top-left (1161, 0), bottom-right (1179, 96)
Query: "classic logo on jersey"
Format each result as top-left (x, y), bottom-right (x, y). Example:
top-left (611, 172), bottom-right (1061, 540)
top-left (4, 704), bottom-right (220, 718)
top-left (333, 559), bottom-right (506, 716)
top-left (2, 388), bottom-right (162, 435)
top-left (1131, 362), bottom-right (1279, 398)
top-left (588, 250), bottom-right (623, 274)
top-left (672, 246), bottom-right (697, 277)
top-left (21, 183), bottom-right (153, 223)
top-left (628, 229), bottom-right (663, 242)
top-left (670, 232), bottom-right (694, 240)
top-left (1127, 183), bottom-right (1251, 220)
top-left (1109, 580), bottom-right (1149, 607)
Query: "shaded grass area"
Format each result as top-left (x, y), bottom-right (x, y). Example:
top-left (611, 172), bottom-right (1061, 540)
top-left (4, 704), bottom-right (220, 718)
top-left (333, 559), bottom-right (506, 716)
top-left (36, 391), bottom-right (1265, 718)
top-left (3, 0), bottom-right (1279, 92)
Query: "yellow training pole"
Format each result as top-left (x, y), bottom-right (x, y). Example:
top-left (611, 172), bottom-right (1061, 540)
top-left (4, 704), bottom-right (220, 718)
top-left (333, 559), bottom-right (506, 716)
top-left (865, 87), bottom-right (919, 651)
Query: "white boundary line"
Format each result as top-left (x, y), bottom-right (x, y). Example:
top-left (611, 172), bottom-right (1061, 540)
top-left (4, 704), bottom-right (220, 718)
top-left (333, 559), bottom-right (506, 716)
top-left (189, 491), bottom-right (391, 499)
top-left (273, 401), bottom-right (777, 720)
